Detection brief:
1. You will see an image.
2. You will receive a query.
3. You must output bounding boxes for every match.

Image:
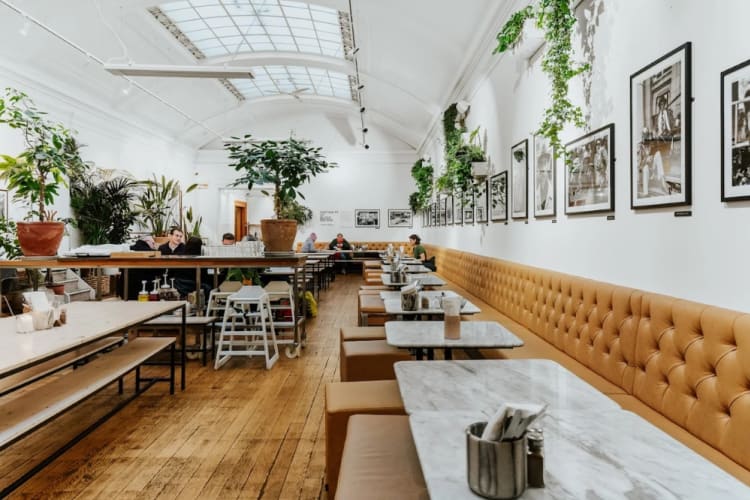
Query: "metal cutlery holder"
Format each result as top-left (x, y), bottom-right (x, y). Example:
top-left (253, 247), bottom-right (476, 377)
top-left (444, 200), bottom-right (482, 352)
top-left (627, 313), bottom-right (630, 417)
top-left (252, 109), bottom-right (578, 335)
top-left (466, 422), bottom-right (527, 499)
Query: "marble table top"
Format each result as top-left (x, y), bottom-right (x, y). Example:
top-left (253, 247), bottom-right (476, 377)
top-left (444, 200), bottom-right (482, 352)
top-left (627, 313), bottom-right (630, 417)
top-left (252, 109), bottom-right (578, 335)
top-left (381, 273), bottom-right (445, 287)
top-left (0, 301), bottom-right (184, 377)
top-left (394, 359), bottom-right (619, 413)
top-left (409, 410), bottom-right (750, 499)
top-left (384, 298), bottom-right (481, 316)
top-left (381, 264), bottom-right (430, 273)
top-left (385, 321), bottom-right (524, 349)
top-left (379, 290), bottom-right (459, 301)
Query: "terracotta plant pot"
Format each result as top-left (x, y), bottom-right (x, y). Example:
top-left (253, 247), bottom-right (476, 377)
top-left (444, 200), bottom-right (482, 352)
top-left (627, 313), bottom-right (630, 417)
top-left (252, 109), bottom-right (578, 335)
top-left (16, 221), bottom-right (65, 257)
top-left (154, 236), bottom-right (170, 246)
top-left (260, 219), bottom-right (298, 253)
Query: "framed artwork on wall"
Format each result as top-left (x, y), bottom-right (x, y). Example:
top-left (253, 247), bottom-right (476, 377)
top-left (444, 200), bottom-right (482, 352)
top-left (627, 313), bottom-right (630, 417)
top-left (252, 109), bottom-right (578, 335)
top-left (533, 135), bottom-right (556, 217)
top-left (431, 201), bottom-right (438, 226)
top-left (387, 209), bottom-right (413, 228)
top-left (355, 209), bottom-right (380, 228)
top-left (721, 57), bottom-right (750, 201)
top-left (319, 210), bottom-right (338, 225)
top-left (439, 196), bottom-right (447, 225)
top-left (475, 181), bottom-right (489, 223)
top-left (0, 189), bottom-right (7, 220)
top-left (490, 172), bottom-right (508, 222)
top-left (630, 42), bottom-right (692, 208)
top-left (462, 190), bottom-right (475, 224)
top-left (455, 193), bottom-right (463, 225)
top-left (446, 194), bottom-right (454, 225)
top-left (565, 123), bottom-right (615, 214)
top-left (511, 139), bottom-right (529, 219)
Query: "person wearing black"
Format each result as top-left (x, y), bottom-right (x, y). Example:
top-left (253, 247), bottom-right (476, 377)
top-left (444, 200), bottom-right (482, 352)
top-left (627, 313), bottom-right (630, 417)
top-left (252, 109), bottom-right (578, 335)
top-left (172, 236), bottom-right (211, 299)
top-left (328, 233), bottom-right (352, 274)
top-left (158, 227), bottom-right (185, 255)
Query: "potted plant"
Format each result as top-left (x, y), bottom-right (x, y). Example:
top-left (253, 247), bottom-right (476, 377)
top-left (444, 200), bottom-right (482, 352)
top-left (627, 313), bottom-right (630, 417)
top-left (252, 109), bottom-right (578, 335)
top-left (135, 174), bottom-right (197, 243)
top-left (226, 135), bottom-right (336, 253)
top-left (464, 126), bottom-right (489, 178)
top-left (0, 88), bottom-right (82, 256)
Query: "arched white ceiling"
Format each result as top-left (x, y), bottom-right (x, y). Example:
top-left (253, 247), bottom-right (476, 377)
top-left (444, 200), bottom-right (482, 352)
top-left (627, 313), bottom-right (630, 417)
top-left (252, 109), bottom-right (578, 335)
top-left (0, 0), bottom-right (507, 153)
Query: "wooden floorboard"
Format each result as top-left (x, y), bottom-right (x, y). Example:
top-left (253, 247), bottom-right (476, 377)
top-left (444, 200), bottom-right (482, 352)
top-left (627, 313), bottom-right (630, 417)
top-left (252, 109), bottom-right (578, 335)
top-left (1, 274), bottom-right (470, 499)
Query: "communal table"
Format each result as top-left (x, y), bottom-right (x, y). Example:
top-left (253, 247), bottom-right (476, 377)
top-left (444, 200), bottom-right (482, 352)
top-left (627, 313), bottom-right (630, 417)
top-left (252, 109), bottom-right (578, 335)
top-left (394, 359), bottom-right (619, 414)
top-left (383, 297), bottom-right (481, 318)
top-left (385, 321), bottom-right (523, 360)
top-left (381, 273), bottom-right (445, 287)
top-left (380, 264), bottom-right (430, 273)
top-left (409, 409), bottom-right (750, 499)
top-left (0, 300), bottom-right (187, 389)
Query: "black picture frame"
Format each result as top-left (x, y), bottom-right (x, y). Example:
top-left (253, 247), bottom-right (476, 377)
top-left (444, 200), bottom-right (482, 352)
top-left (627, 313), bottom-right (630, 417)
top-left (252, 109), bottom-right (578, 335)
top-left (511, 139), bottom-right (529, 219)
top-left (565, 123), bottom-right (615, 214)
top-left (355, 209), bottom-right (380, 228)
top-left (490, 172), bottom-right (508, 222)
top-left (431, 201), bottom-right (437, 226)
top-left (462, 190), bottom-right (475, 224)
top-left (387, 209), bottom-right (413, 228)
top-left (533, 135), bottom-right (556, 217)
top-left (721, 57), bottom-right (750, 201)
top-left (630, 42), bottom-right (692, 208)
top-left (446, 194), bottom-right (454, 225)
top-left (475, 180), bottom-right (489, 223)
top-left (440, 197), bottom-right (447, 225)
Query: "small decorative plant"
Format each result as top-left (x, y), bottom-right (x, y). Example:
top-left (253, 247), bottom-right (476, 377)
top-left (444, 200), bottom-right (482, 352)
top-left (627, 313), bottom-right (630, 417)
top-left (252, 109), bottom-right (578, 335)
top-left (493, 0), bottom-right (589, 158)
top-left (226, 135), bottom-right (336, 218)
top-left (0, 88), bottom-right (81, 221)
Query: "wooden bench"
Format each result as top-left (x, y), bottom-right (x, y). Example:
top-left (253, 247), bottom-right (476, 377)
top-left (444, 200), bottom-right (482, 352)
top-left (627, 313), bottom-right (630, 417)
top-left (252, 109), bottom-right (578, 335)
top-left (0, 337), bottom-right (176, 496)
top-left (0, 336), bottom-right (124, 397)
top-left (137, 315), bottom-right (217, 366)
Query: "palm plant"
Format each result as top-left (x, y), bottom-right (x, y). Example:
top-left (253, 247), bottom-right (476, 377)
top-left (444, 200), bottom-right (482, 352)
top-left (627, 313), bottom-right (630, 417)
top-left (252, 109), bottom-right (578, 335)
top-left (136, 175), bottom-right (197, 236)
top-left (69, 171), bottom-right (139, 244)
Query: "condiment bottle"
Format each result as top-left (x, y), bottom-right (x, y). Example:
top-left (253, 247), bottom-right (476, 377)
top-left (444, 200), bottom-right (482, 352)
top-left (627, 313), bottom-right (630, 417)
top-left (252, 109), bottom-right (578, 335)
top-left (138, 280), bottom-right (149, 302)
top-left (526, 428), bottom-right (545, 488)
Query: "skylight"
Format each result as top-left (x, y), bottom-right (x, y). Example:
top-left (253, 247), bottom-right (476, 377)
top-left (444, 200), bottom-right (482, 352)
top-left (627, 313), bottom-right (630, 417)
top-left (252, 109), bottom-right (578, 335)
top-left (229, 65), bottom-right (354, 99)
top-left (155, 0), bottom-right (350, 59)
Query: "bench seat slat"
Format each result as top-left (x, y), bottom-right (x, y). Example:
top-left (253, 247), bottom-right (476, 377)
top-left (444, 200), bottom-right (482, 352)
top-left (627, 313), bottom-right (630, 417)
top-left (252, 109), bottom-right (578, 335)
top-left (0, 337), bottom-right (174, 448)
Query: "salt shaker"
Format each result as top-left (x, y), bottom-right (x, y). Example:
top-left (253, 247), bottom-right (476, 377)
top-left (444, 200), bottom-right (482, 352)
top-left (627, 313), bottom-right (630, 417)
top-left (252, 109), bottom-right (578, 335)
top-left (526, 428), bottom-right (545, 488)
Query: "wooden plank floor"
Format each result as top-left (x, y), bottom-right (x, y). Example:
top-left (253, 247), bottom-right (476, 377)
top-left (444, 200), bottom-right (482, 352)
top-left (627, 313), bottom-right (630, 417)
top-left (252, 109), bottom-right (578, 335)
top-left (2, 275), bottom-right (473, 499)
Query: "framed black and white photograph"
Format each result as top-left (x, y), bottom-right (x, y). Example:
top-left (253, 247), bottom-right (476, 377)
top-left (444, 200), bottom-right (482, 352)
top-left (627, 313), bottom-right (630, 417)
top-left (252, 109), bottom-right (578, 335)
top-left (455, 194), bottom-right (463, 225)
top-left (630, 42), bottom-right (691, 208)
top-left (0, 189), bottom-right (7, 220)
top-left (439, 196), bottom-right (447, 225)
top-left (565, 123), bottom-right (615, 214)
top-left (355, 209), bottom-right (380, 228)
top-left (431, 201), bottom-right (438, 226)
top-left (721, 57), bottom-right (750, 201)
top-left (387, 209), bottom-right (412, 228)
top-left (446, 194), bottom-right (454, 225)
top-left (462, 190), bottom-right (474, 224)
top-left (534, 135), bottom-right (556, 217)
top-left (490, 172), bottom-right (508, 222)
top-left (511, 139), bottom-right (529, 219)
top-left (475, 181), bottom-right (489, 223)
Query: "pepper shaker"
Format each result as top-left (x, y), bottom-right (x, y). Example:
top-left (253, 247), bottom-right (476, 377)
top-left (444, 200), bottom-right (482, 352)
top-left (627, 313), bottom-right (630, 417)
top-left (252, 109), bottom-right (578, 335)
top-left (526, 428), bottom-right (545, 488)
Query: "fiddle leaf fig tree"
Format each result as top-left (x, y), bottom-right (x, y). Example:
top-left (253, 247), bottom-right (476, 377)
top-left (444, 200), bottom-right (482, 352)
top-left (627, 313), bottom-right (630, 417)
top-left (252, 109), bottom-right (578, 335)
top-left (226, 135), bottom-right (336, 218)
top-left (0, 88), bottom-right (81, 221)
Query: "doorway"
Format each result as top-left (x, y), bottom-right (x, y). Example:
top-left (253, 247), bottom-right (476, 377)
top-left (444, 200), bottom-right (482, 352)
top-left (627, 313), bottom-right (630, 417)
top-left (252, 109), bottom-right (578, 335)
top-left (234, 201), bottom-right (247, 240)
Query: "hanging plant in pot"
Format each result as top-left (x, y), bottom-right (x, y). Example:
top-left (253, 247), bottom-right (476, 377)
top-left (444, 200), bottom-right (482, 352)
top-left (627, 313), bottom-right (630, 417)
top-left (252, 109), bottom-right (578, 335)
top-left (226, 135), bottom-right (336, 253)
top-left (0, 89), bottom-right (83, 256)
top-left (464, 126), bottom-right (489, 178)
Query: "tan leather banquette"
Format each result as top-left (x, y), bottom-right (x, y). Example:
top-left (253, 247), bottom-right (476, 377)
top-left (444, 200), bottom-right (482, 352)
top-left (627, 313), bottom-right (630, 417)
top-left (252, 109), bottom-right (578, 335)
top-left (424, 244), bottom-right (750, 485)
top-left (294, 241), bottom-right (414, 253)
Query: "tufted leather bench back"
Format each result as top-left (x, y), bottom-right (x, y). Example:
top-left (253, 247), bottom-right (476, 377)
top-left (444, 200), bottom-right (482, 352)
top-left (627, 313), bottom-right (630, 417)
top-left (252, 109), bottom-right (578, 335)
top-left (424, 244), bottom-right (750, 471)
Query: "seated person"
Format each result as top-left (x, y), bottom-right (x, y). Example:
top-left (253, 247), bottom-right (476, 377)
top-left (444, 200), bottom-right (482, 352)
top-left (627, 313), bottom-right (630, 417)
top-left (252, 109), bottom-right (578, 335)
top-left (158, 227), bottom-right (185, 255)
top-left (301, 232), bottom-right (317, 253)
top-left (409, 234), bottom-right (426, 261)
top-left (329, 233), bottom-right (352, 274)
top-left (130, 235), bottom-right (157, 251)
top-left (221, 232), bottom-right (236, 245)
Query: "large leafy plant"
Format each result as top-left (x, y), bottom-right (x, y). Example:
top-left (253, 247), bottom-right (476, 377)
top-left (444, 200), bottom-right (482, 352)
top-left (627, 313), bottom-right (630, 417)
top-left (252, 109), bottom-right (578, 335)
top-left (70, 169), bottom-right (138, 244)
top-left (0, 88), bottom-right (81, 221)
top-left (408, 158), bottom-right (434, 212)
top-left (226, 135), bottom-right (336, 219)
top-left (136, 174), bottom-right (197, 236)
top-left (494, 0), bottom-right (589, 157)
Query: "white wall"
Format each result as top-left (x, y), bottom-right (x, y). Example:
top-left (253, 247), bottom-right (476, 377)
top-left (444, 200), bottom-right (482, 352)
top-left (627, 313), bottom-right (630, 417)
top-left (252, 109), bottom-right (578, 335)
top-left (0, 61), bottom-right (196, 249)
top-left (420, 0), bottom-right (750, 312)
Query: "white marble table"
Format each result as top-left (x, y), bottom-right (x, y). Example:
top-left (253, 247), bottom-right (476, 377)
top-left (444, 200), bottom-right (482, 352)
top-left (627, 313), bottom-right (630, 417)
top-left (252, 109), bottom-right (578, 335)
top-left (383, 298), bottom-right (481, 316)
top-left (394, 359), bottom-right (619, 413)
top-left (381, 273), bottom-right (445, 287)
top-left (0, 301), bottom-right (185, 379)
top-left (381, 264), bottom-right (430, 273)
top-left (409, 410), bottom-right (750, 499)
top-left (385, 321), bottom-right (523, 360)
top-left (379, 290), bottom-right (459, 301)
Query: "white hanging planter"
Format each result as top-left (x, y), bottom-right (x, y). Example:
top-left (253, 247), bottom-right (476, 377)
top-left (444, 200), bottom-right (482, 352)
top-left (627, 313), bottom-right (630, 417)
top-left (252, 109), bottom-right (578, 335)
top-left (513, 22), bottom-right (546, 60)
top-left (471, 161), bottom-right (490, 178)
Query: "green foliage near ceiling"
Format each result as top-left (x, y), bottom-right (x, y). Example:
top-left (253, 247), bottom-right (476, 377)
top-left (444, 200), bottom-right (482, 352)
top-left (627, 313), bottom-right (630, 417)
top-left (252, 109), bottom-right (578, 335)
top-left (408, 158), bottom-right (434, 212)
top-left (493, 0), bottom-right (589, 158)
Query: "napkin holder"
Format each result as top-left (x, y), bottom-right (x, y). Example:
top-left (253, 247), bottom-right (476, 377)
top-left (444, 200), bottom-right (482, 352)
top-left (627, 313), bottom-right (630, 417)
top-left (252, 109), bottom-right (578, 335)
top-left (400, 282), bottom-right (419, 311)
top-left (466, 422), bottom-right (527, 499)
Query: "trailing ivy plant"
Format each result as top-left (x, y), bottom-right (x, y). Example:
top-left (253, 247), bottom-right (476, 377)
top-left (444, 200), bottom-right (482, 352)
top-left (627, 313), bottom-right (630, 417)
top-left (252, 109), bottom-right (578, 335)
top-left (408, 158), bottom-right (433, 212)
top-left (493, 0), bottom-right (589, 158)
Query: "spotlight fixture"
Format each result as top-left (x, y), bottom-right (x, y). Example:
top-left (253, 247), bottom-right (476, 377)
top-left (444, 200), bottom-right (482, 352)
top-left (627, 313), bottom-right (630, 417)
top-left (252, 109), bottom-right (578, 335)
top-left (364, 144), bottom-right (370, 150)
top-left (351, 47), bottom-right (360, 55)
top-left (362, 127), bottom-right (368, 133)
top-left (360, 106), bottom-right (366, 113)
top-left (357, 83), bottom-right (365, 90)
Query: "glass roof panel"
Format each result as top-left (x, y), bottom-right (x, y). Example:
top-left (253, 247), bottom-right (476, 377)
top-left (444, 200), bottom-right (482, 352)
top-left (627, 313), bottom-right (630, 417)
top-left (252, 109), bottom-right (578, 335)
top-left (228, 65), bottom-right (353, 100)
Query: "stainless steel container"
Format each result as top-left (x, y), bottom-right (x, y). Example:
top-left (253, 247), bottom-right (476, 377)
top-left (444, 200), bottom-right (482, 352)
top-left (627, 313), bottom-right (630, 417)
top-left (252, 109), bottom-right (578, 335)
top-left (466, 422), bottom-right (527, 499)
